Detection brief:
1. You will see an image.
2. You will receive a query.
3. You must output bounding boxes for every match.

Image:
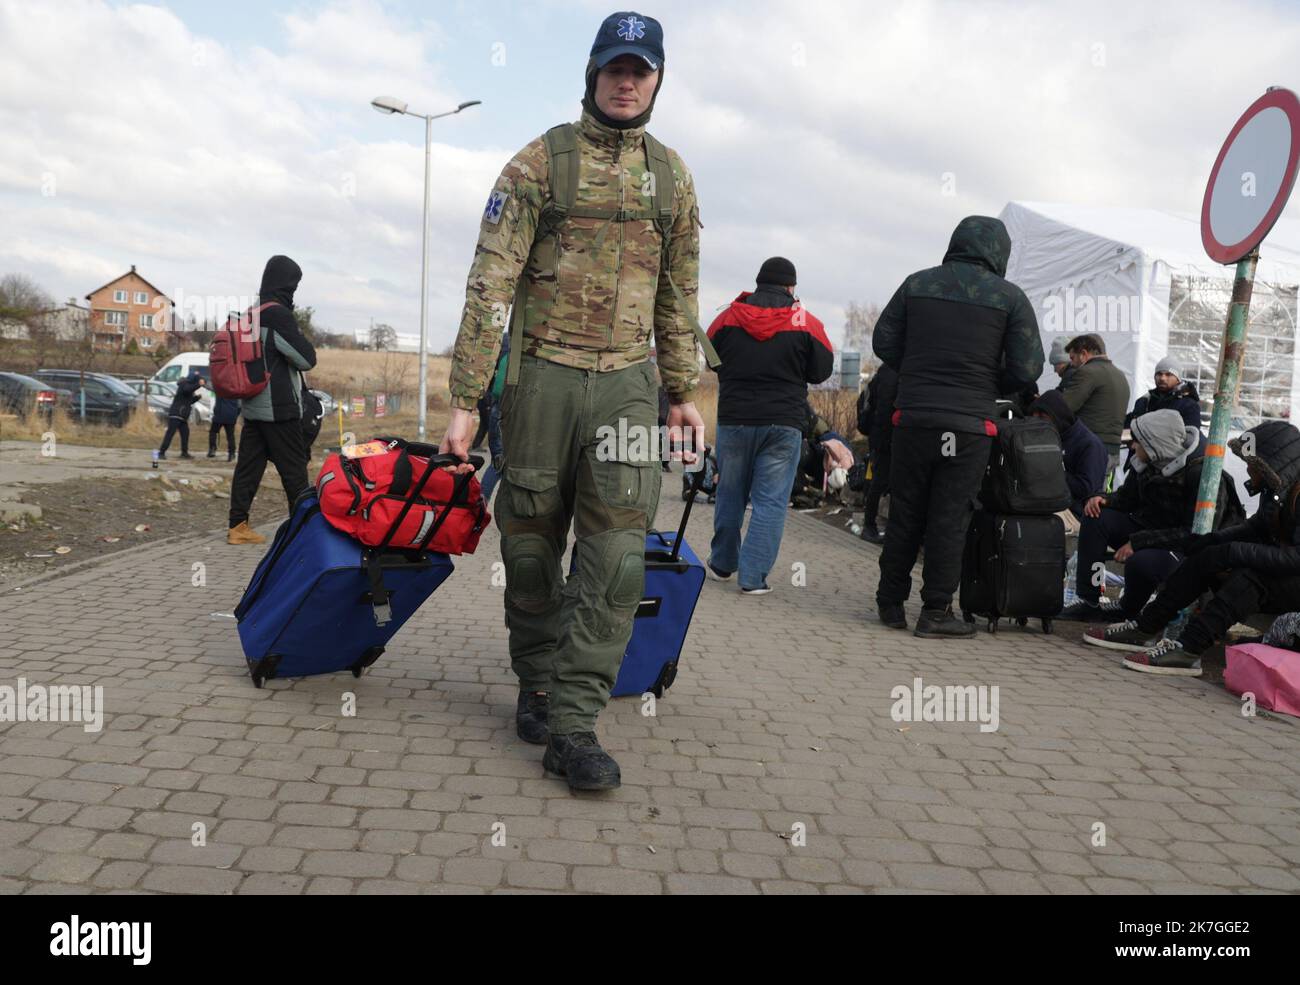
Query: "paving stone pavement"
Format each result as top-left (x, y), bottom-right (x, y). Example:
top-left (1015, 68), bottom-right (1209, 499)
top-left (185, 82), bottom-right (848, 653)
top-left (2, 482), bottom-right (1300, 895)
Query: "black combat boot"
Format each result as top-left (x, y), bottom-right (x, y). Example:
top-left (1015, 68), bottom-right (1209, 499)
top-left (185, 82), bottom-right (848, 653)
top-left (542, 732), bottom-right (621, 791)
top-left (914, 606), bottom-right (976, 639)
top-left (515, 690), bottom-right (549, 745)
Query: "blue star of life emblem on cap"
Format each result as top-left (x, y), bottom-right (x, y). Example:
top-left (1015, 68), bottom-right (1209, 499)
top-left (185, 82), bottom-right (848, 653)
top-left (617, 15), bottom-right (645, 41)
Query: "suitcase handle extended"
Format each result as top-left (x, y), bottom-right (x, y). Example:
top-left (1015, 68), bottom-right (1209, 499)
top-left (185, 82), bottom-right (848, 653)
top-left (667, 445), bottom-right (712, 563)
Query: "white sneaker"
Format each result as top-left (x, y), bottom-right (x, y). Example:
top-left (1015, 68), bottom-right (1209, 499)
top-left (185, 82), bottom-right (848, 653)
top-left (706, 556), bottom-right (733, 582)
top-left (740, 585), bottom-right (772, 596)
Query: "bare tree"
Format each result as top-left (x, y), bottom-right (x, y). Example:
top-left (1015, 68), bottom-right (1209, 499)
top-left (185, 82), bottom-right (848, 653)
top-left (372, 349), bottom-right (414, 398)
top-left (0, 272), bottom-right (54, 321)
top-left (370, 323), bottom-right (398, 351)
top-left (841, 301), bottom-right (881, 364)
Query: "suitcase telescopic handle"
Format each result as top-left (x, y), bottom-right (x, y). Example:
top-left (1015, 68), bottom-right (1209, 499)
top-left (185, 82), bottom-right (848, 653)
top-left (670, 445), bottom-right (711, 562)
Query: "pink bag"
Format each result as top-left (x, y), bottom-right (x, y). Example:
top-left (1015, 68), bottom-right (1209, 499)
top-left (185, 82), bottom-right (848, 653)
top-left (1224, 643), bottom-right (1300, 717)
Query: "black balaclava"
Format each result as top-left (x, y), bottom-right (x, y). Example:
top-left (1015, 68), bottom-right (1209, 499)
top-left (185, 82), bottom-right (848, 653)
top-left (582, 56), bottom-right (664, 130)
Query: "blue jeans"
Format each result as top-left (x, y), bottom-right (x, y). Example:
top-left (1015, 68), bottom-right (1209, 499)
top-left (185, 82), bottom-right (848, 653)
top-left (709, 424), bottom-right (803, 591)
top-left (480, 402), bottom-right (504, 502)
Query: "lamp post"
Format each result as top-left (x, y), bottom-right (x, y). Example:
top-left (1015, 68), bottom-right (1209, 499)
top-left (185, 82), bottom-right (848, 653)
top-left (371, 96), bottom-right (482, 440)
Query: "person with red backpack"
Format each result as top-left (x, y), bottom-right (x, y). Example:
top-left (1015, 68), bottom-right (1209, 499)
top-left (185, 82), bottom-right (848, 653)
top-left (224, 255), bottom-right (317, 545)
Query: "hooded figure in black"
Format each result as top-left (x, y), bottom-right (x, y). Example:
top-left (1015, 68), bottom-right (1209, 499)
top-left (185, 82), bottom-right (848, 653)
top-left (871, 216), bottom-right (1045, 637)
top-left (1084, 420), bottom-right (1300, 676)
top-left (158, 369), bottom-right (206, 459)
top-left (227, 255), bottom-right (317, 544)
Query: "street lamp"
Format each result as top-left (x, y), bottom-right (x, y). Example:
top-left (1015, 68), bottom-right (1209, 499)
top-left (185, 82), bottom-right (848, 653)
top-left (370, 95), bottom-right (482, 440)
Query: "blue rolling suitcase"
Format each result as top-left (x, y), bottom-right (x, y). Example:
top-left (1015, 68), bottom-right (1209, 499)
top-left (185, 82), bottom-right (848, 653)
top-left (234, 451), bottom-right (478, 687)
top-left (610, 461), bottom-right (708, 698)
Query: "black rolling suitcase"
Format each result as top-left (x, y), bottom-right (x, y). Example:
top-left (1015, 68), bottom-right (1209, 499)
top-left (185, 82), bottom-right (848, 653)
top-left (960, 510), bottom-right (1065, 633)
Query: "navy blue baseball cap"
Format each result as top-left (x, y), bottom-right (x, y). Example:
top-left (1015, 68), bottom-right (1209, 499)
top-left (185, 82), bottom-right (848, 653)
top-left (590, 11), bottom-right (664, 71)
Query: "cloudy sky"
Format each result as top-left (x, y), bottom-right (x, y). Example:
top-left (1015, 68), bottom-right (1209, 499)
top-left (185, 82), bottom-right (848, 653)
top-left (4, 0), bottom-right (1300, 350)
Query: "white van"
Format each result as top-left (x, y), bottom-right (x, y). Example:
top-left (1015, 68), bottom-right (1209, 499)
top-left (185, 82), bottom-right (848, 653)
top-left (150, 351), bottom-right (213, 423)
top-left (151, 351), bottom-right (209, 386)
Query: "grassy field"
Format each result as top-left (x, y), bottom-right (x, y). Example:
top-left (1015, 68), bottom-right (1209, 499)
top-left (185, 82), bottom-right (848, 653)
top-left (0, 343), bottom-right (787, 450)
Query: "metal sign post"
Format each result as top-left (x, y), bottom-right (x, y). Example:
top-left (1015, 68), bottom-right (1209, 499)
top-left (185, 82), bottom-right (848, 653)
top-left (1193, 87), bottom-right (1300, 533)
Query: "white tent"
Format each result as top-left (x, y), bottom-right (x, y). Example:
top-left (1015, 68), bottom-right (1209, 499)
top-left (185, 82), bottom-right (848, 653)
top-left (1000, 200), bottom-right (1300, 508)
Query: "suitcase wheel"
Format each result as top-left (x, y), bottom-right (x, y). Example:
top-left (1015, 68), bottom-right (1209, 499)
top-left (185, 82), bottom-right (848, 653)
top-left (249, 654), bottom-right (281, 689)
top-left (349, 645), bottom-right (385, 678)
top-left (651, 661), bottom-right (678, 699)
top-left (1041, 618), bottom-right (1054, 634)
top-left (987, 618), bottom-right (998, 634)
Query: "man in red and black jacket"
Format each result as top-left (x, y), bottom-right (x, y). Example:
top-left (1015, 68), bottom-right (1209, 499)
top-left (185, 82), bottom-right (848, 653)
top-left (704, 257), bottom-right (848, 595)
top-left (872, 216), bottom-right (1044, 637)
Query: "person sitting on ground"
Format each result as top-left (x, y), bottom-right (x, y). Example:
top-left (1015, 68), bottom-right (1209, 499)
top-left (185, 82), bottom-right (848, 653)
top-left (1062, 409), bottom-right (1241, 623)
top-left (1048, 336), bottom-right (1072, 383)
top-left (1124, 356), bottom-right (1202, 432)
top-left (791, 401), bottom-right (855, 508)
top-left (158, 370), bottom-right (206, 460)
top-left (1078, 420), bottom-right (1299, 678)
top-left (1030, 390), bottom-right (1106, 523)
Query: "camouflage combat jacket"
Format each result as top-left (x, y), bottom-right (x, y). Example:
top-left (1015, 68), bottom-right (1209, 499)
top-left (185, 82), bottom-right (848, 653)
top-left (448, 111), bottom-right (701, 411)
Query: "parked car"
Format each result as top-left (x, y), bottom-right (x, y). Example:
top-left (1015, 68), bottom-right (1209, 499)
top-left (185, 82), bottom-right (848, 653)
top-left (0, 372), bottom-right (70, 422)
top-left (119, 378), bottom-right (212, 425)
top-left (31, 370), bottom-right (138, 426)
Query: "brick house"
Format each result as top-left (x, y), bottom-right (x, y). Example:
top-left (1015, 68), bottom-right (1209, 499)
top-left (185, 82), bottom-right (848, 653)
top-left (85, 266), bottom-right (175, 351)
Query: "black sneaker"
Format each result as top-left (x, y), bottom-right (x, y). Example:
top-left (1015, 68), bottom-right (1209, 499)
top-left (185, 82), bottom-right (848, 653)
top-left (878, 603), bottom-right (908, 630)
top-left (1123, 638), bottom-right (1203, 677)
top-left (543, 732), bottom-right (621, 791)
top-left (515, 690), bottom-right (549, 745)
top-left (914, 606), bottom-right (976, 639)
top-left (1060, 598), bottom-right (1123, 622)
top-left (860, 524), bottom-right (886, 545)
top-left (227, 452), bottom-right (236, 462)
top-left (206, 450), bottom-right (216, 458)
top-left (179, 453), bottom-right (194, 460)
top-left (1082, 619), bottom-right (1161, 653)
top-left (705, 556), bottom-right (733, 582)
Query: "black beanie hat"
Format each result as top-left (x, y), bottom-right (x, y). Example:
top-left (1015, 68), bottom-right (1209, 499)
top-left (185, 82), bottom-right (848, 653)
top-left (756, 256), bottom-right (797, 287)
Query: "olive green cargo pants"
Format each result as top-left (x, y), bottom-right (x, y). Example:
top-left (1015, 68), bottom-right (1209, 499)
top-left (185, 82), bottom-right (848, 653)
top-left (495, 354), bottom-right (661, 734)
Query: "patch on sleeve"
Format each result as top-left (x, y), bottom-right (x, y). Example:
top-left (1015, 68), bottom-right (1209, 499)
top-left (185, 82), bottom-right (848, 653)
top-left (483, 189), bottom-right (508, 225)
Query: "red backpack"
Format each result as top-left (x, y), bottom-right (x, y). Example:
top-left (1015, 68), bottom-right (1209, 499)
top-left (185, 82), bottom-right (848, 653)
top-left (316, 438), bottom-right (490, 556)
top-left (209, 302), bottom-right (278, 399)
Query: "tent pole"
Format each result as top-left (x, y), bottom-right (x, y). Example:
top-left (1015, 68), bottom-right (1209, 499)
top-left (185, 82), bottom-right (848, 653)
top-left (1191, 248), bottom-right (1259, 534)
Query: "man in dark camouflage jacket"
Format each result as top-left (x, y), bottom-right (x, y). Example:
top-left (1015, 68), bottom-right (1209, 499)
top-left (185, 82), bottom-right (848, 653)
top-left (872, 216), bottom-right (1044, 638)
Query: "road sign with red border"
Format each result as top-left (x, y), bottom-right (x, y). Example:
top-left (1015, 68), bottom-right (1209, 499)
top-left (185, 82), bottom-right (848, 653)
top-left (1202, 88), bottom-right (1300, 263)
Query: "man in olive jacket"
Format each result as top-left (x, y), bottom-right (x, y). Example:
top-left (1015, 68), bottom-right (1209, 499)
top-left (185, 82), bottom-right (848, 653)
top-left (1059, 333), bottom-right (1130, 474)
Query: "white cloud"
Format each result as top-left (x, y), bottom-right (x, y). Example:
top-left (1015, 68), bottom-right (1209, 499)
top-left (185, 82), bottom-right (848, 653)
top-left (4, 0), bottom-right (1300, 354)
